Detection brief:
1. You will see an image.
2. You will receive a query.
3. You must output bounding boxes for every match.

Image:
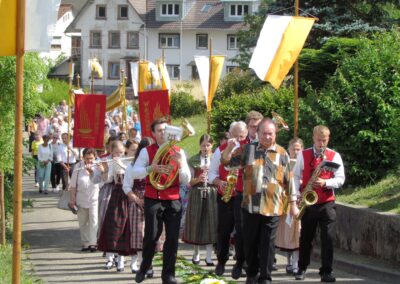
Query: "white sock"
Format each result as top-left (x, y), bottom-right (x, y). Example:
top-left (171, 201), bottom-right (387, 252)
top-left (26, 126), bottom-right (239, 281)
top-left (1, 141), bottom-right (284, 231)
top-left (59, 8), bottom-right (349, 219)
top-left (287, 251), bottom-right (293, 266)
top-left (131, 254), bottom-right (138, 270)
top-left (193, 245), bottom-right (200, 261)
top-left (292, 250), bottom-right (299, 270)
top-left (106, 252), bottom-right (114, 262)
top-left (206, 244), bottom-right (213, 263)
top-left (117, 255), bottom-right (125, 269)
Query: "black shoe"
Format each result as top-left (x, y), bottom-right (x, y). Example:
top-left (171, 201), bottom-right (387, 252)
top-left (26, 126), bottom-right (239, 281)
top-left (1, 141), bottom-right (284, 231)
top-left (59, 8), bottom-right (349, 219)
top-left (215, 263), bottom-right (225, 276)
top-left (286, 265), bottom-right (294, 275)
top-left (258, 280), bottom-right (271, 284)
top-left (81, 247), bottom-right (90, 252)
top-left (192, 258), bottom-right (200, 265)
top-left (245, 276), bottom-right (258, 284)
top-left (146, 268), bottom-right (154, 278)
top-left (117, 267), bottom-right (124, 272)
top-left (272, 262), bottom-right (278, 271)
top-left (135, 271), bottom-right (146, 283)
top-left (321, 273), bottom-right (336, 282)
top-left (295, 269), bottom-right (306, 280)
top-left (89, 245), bottom-right (97, 252)
top-left (162, 275), bottom-right (178, 284)
top-left (231, 263), bottom-right (243, 279)
top-left (204, 259), bottom-right (214, 266)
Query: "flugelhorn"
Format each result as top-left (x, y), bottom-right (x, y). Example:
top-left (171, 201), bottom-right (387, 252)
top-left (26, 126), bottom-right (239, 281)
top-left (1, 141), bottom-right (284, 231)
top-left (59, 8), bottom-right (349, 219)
top-left (272, 111), bottom-right (289, 132)
top-left (149, 119), bottom-right (195, 190)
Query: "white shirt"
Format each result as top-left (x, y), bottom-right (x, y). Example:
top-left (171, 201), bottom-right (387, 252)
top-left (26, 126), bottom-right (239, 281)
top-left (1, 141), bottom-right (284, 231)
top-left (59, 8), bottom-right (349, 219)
top-left (69, 161), bottom-right (102, 208)
top-left (132, 147), bottom-right (191, 186)
top-left (123, 162), bottom-right (135, 195)
top-left (208, 147), bottom-right (221, 184)
top-left (51, 142), bottom-right (62, 163)
top-left (293, 147), bottom-right (345, 196)
top-left (38, 144), bottom-right (53, 162)
top-left (59, 143), bottom-right (78, 164)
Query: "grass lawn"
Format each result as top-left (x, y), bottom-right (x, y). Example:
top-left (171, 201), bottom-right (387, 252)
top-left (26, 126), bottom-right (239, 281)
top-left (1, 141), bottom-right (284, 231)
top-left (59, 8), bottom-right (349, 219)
top-left (0, 244), bottom-right (41, 284)
top-left (337, 173), bottom-right (400, 214)
top-left (171, 113), bottom-right (208, 158)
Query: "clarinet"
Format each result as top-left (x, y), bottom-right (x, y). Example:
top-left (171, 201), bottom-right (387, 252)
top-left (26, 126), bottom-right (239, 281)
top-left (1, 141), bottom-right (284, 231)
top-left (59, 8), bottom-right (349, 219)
top-left (200, 156), bottom-right (209, 199)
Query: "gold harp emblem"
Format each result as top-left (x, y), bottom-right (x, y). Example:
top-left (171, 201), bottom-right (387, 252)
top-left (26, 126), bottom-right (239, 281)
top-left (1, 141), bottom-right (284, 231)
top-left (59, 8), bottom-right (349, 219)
top-left (78, 111), bottom-right (93, 134)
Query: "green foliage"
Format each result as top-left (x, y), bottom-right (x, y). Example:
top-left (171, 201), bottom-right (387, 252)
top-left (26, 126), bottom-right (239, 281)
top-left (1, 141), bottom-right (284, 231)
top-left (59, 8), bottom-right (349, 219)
top-left (302, 31), bottom-right (400, 186)
top-left (234, 0), bottom-right (400, 68)
top-left (0, 244), bottom-right (42, 283)
top-left (211, 83), bottom-right (295, 146)
top-left (214, 70), bottom-right (265, 102)
top-left (170, 83), bottom-right (205, 118)
top-left (41, 79), bottom-right (69, 108)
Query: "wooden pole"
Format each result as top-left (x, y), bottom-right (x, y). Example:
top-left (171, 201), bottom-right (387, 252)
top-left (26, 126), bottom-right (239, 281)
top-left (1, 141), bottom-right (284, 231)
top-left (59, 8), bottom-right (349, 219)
top-left (121, 70), bottom-right (128, 132)
top-left (294, 0), bottom-right (299, 138)
top-left (12, 0), bottom-right (26, 282)
top-left (76, 74), bottom-right (81, 89)
top-left (67, 63), bottom-right (73, 169)
top-left (207, 38), bottom-right (212, 134)
top-left (0, 170), bottom-right (5, 245)
top-left (91, 68), bottom-right (94, 94)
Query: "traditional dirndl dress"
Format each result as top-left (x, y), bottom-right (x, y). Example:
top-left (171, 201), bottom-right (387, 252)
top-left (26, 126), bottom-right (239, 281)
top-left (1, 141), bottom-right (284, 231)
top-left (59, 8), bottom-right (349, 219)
top-left (97, 182), bottom-right (113, 236)
top-left (275, 215), bottom-right (301, 250)
top-left (97, 174), bottom-right (135, 256)
top-left (182, 154), bottom-right (218, 245)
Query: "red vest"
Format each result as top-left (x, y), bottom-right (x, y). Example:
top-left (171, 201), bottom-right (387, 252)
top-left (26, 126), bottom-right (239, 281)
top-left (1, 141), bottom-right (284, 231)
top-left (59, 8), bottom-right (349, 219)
top-left (145, 144), bottom-right (181, 200)
top-left (301, 148), bottom-right (336, 204)
top-left (217, 139), bottom-right (248, 196)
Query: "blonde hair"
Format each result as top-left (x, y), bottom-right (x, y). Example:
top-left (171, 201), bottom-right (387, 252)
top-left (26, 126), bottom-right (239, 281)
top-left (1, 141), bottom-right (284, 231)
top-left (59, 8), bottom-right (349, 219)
top-left (289, 137), bottom-right (304, 149)
top-left (313, 125), bottom-right (330, 136)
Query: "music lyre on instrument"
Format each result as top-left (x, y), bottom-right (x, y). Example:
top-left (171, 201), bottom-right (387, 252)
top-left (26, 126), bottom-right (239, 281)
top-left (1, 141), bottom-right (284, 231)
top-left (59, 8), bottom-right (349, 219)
top-left (272, 111), bottom-right (289, 132)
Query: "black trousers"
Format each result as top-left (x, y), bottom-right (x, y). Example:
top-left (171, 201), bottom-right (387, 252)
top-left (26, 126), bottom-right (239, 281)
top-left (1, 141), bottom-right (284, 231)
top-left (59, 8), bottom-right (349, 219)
top-left (298, 201), bottom-right (336, 275)
top-left (233, 192), bottom-right (245, 266)
top-left (60, 163), bottom-right (75, 190)
top-left (216, 194), bottom-right (235, 265)
top-left (243, 210), bottom-right (279, 281)
top-left (51, 163), bottom-right (62, 188)
top-left (140, 198), bottom-right (182, 279)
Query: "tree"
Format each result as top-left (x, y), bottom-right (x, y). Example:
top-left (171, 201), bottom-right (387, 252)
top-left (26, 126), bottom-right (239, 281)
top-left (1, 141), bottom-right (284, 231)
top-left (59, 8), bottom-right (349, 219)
top-left (235, 0), bottom-right (400, 69)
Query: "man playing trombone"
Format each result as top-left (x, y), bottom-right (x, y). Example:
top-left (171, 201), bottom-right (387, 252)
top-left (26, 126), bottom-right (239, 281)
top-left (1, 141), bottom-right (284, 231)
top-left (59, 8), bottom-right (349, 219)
top-left (292, 125), bottom-right (345, 282)
top-left (132, 118), bottom-right (191, 284)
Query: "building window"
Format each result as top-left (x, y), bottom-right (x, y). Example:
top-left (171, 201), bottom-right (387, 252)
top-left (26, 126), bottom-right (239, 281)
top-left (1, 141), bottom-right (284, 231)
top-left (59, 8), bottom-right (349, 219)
top-left (161, 3), bottom-right (180, 16)
top-left (118, 5), bottom-right (128, 19)
top-left (167, 65), bottom-right (180, 80)
top-left (127, 32), bottom-right (139, 49)
top-left (108, 62), bottom-right (120, 79)
top-left (51, 44), bottom-right (61, 51)
top-left (159, 34), bottom-right (180, 49)
top-left (227, 35), bottom-right (239, 50)
top-left (90, 31), bottom-right (102, 48)
top-left (227, 66), bottom-right (239, 73)
top-left (109, 31), bottom-right (120, 48)
top-left (196, 34), bottom-right (208, 49)
top-left (229, 4), bottom-right (249, 17)
top-left (96, 5), bottom-right (106, 19)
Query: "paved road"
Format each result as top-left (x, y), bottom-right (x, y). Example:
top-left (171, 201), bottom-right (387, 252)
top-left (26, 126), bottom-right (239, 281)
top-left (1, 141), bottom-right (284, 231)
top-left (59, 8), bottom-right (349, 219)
top-left (22, 171), bottom-right (382, 284)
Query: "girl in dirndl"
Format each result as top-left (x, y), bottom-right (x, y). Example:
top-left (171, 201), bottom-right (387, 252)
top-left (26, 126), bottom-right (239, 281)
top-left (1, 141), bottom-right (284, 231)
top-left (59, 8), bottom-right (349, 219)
top-left (97, 140), bottom-right (134, 272)
top-left (275, 137), bottom-right (304, 275)
top-left (183, 134), bottom-right (218, 266)
top-left (123, 137), bottom-right (161, 277)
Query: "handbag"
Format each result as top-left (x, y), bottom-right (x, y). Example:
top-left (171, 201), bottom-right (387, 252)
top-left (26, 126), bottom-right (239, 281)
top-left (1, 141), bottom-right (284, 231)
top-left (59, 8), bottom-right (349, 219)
top-left (57, 190), bottom-right (70, 210)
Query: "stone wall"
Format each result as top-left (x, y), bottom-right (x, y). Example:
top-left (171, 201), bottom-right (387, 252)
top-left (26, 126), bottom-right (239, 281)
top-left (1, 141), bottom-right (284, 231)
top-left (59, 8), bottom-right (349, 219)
top-left (334, 202), bottom-right (400, 263)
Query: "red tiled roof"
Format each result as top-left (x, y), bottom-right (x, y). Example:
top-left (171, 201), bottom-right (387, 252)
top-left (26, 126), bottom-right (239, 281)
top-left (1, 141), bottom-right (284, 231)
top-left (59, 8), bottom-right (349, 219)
top-left (58, 4), bottom-right (73, 20)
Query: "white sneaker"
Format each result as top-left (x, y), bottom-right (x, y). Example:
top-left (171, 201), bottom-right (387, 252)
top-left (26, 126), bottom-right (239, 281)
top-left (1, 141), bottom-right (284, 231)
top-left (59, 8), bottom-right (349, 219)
top-left (117, 255), bottom-right (125, 272)
top-left (35, 183), bottom-right (39, 187)
top-left (130, 256), bottom-right (139, 273)
top-left (54, 186), bottom-right (60, 193)
top-left (105, 260), bottom-right (113, 270)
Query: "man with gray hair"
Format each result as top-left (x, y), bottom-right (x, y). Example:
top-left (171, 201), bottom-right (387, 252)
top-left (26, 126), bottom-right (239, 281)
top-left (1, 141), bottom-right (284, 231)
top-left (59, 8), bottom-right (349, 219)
top-left (209, 121), bottom-right (248, 279)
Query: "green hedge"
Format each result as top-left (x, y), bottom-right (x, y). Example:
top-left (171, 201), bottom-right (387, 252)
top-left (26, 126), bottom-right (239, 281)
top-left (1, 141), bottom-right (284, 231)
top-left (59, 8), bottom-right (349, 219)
top-left (170, 87), bottom-right (205, 118)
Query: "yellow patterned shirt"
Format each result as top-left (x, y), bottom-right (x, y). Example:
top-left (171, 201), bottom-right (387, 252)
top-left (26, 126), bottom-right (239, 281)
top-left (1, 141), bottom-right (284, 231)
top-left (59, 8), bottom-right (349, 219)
top-left (228, 142), bottom-right (294, 217)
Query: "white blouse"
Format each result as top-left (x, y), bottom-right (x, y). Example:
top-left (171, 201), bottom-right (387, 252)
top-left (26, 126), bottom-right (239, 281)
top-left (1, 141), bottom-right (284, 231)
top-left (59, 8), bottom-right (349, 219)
top-left (38, 144), bottom-right (53, 162)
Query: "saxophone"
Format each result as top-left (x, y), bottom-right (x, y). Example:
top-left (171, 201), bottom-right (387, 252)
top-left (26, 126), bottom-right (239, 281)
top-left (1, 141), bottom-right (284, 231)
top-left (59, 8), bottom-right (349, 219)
top-left (221, 169), bottom-right (238, 203)
top-left (296, 149), bottom-right (325, 220)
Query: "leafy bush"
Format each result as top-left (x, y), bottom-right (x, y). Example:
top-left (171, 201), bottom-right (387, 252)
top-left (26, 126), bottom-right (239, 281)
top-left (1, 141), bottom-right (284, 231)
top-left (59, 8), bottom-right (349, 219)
top-left (211, 85), bottom-right (295, 146)
top-left (41, 79), bottom-right (69, 109)
top-left (302, 31), bottom-right (400, 186)
top-left (170, 84), bottom-right (205, 118)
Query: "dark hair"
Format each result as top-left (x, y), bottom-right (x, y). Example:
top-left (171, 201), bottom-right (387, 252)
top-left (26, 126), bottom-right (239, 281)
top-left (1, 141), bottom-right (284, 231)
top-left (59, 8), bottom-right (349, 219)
top-left (42, 134), bottom-right (50, 140)
top-left (134, 137), bottom-right (154, 161)
top-left (107, 135), bottom-right (118, 145)
top-left (151, 117), bottom-right (168, 132)
top-left (125, 139), bottom-right (139, 150)
top-left (199, 134), bottom-right (213, 145)
top-left (83, 148), bottom-right (97, 157)
top-left (219, 131), bottom-right (229, 140)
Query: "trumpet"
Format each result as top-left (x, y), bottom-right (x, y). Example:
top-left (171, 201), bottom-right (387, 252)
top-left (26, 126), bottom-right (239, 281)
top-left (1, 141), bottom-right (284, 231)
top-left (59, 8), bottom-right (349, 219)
top-left (74, 156), bottom-right (134, 171)
top-left (221, 168), bottom-right (238, 203)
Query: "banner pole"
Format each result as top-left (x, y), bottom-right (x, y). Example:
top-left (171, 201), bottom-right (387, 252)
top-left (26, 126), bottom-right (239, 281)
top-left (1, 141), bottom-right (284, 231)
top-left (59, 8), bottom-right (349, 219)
top-left (67, 62), bottom-right (73, 169)
top-left (293, 0), bottom-right (300, 138)
top-left (121, 70), bottom-right (128, 132)
top-left (207, 38), bottom-right (212, 134)
top-left (0, 170), bottom-right (5, 245)
top-left (12, 0), bottom-right (26, 282)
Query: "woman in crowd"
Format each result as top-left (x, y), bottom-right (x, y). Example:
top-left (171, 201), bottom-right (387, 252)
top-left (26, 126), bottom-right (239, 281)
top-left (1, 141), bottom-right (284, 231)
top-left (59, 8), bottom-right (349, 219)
top-left (98, 141), bottom-right (135, 272)
top-left (37, 135), bottom-right (53, 194)
top-left (123, 137), bottom-right (157, 277)
top-left (183, 134), bottom-right (217, 266)
top-left (31, 132), bottom-right (43, 188)
top-left (275, 137), bottom-right (304, 275)
top-left (69, 148), bottom-right (104, 252)
top-left (50, 133), bottom-right (62, 192)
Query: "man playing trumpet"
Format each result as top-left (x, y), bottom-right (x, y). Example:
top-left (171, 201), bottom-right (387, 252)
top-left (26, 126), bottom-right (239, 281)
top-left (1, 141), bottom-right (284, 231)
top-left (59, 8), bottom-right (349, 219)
top-left (133, 118), bottom-right (191, 284)
top-left (292, 125), bottom-right (345, 282)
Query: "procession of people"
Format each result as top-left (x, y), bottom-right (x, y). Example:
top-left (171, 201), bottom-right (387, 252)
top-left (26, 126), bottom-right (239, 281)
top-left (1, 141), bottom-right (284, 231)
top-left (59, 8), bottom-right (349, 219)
top-left (28, 103), bottom-right (345, 284)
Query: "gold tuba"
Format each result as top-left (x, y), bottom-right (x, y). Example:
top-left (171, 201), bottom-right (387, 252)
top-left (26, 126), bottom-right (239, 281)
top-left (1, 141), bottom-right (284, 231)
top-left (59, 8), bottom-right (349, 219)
top-left (221, 168), bottom-right (238, 203)
top-left (149, 119), bottom-right (195, 190)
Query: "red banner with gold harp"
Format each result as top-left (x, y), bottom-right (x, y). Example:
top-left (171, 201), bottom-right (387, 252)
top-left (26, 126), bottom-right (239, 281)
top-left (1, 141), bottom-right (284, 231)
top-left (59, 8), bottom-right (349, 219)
top-left (138, 90), bottom-right (170, 139)
top-left (73, 94), bottom-right (106, 148)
